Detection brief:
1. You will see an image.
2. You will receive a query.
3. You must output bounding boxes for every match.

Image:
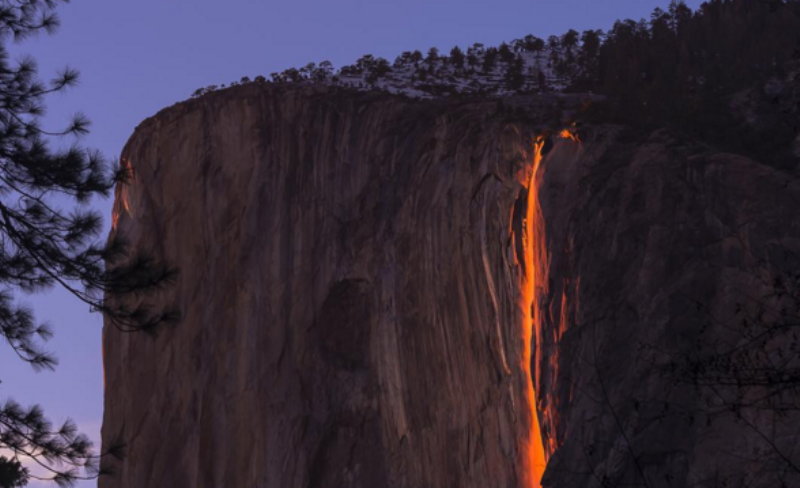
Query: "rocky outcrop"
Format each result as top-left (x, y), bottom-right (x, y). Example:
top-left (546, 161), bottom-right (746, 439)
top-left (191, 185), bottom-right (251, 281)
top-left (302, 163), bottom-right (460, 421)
top-left (101, 84), bottom-right (800, 488)
top-left (101, 85), bottom-right (550, 488)
top-left (535, 130), bottom-right (800, 487)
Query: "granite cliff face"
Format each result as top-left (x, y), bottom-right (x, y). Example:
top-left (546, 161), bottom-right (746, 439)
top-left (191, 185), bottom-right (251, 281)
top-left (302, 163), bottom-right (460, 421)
top-left (101, 84), bottom-right (800, 487)
top-left (101, 85), bottom-right (549, 488)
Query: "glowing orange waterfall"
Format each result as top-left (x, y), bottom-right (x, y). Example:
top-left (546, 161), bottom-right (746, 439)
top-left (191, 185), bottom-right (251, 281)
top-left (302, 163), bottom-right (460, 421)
top-left (521, 137), bottom-right (547, 487)
top-left (521, 128), bottom-right (581, 486)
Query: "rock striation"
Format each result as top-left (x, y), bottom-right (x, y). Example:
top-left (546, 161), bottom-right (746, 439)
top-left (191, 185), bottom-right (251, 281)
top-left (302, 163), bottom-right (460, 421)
top-left (101, 84), bottom-right (800, 488)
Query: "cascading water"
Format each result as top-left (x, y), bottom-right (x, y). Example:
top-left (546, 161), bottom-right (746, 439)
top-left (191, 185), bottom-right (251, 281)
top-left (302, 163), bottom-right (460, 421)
top-left (521, 136), bottom-right (548, 487)
top-left (519, 128), bottom-right (580, 487)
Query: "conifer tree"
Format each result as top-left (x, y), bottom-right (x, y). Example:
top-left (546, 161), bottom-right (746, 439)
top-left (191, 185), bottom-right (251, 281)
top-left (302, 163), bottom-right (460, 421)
top-left (449, 46), bottom-right (465, 69)
top-left (504, 56), bottom-right (525, 91)
top-left (482, 47), bottom-right (498, 73)
top-left (425, 47), bottom-right (439, 64)
top-left (0, 1), bottom-right (176, 485)
top-left (0, 457), bottom-right (26, 487)
top-left (498, 42), bottom-right (514, 63)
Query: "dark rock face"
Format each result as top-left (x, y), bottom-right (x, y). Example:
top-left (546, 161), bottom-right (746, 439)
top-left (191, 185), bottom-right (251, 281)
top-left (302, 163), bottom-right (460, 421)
top-left (536, 130), bottom-right (800, 487)
top-left (318, 279), bottom-right (374, 371)
top-left (101, 84), bottom-right (800, 488)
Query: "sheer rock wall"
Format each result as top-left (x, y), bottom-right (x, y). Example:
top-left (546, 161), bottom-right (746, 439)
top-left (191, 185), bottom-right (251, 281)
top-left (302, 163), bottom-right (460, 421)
top-left (101, 85), bottom-right (543, 488)
top-left (101, 84), bottom-right (800, 488)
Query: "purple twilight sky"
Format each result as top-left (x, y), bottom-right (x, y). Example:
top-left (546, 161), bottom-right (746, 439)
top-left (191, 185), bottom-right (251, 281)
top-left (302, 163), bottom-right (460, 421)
top-left (0, 0), bottom-right (703, 485)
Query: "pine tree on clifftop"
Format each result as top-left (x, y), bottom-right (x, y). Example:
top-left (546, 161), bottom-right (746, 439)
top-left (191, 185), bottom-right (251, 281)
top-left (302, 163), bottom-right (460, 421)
top-left (0, 1), bottom-right (177, 486)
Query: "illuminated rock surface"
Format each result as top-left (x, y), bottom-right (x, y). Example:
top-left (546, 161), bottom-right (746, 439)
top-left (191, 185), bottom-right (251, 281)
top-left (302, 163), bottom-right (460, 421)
top-left (100, 84), bottom-right (800, 487)
top-left (102, 84), bottom-right (547, 488)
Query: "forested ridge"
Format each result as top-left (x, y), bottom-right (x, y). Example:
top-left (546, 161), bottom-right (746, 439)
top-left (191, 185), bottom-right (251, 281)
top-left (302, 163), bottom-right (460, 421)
top-left (580, 0), bottom-right (800, 168)
top-left (192, 1), bottom-right (800, 166)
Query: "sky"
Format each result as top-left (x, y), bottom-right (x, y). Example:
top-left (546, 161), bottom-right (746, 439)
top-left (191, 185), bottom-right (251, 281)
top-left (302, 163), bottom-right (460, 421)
top-left (0, 0), bottom-right (704, 485)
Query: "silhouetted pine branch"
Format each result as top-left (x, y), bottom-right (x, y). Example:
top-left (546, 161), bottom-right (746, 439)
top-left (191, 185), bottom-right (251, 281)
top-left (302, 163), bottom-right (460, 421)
top-left (0, 1), bottom-right (177, 486)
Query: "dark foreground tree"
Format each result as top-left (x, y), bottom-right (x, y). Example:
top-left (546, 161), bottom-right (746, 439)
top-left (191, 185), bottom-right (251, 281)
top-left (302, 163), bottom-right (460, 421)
top-left (0, 1), bottom-right (177, 486)
top-left (0, 457), bottom-right (26, 487)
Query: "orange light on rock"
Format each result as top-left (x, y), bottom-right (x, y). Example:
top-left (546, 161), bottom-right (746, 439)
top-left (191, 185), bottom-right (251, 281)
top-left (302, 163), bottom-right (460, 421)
top-left (558, 126), bottom-right (580, 143)
top-left (111, 160), bottom-right (134, 230)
